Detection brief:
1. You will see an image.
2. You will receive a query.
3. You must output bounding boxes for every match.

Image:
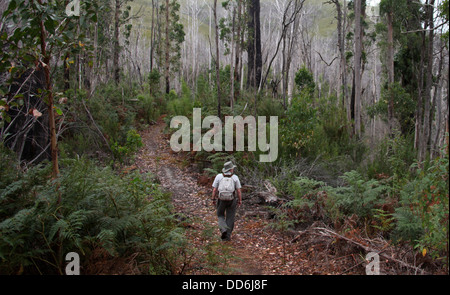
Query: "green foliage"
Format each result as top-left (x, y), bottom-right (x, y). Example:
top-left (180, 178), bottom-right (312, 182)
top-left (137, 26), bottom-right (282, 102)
top-left (166, 84), bottom-right (194, 117)
top-left (367, 83), bottom-right (415, 134)
top-left (0, 0), bottom-right (96, 73)
top-left (0, 157), bottom-right (185, 274)
top-left (303, 96), bottom-right (353, 159)
top-left (394, 151), bottom-right (449, 261)
top-left (137, 93), bottom-right (160, 124)
top-left (148, 69), bottom-right (161, 94)
top-left (279, 94), bottom-right (317, 158)
top-left (256, 96), bottom-right (285, 118)
top-left (195, 73), bottom-right (214, 106)
top-left (328, 170), bottom-right (390, 220)
top-left (0, 0), bottom-right (97, 125)
top-left (156, 0), bottom-right (185, 74)
top-left (286, 177), bottom-right (327, 219)
top-left (289, 177), bottom-right (327, 203)
top-left (439, 0), bottom-right (449, 44)
top-left (294, 66), bottom-right (315, 95)
top-left (0, 145), bottom-right (20, 191)
top-left (111, 128), bottom-right (143, 163)
top-left (58, 82), bottom-right (144, 160)
top-left (365, 132), bottom-right (416, 186)
top-left (167, 96), bottom-right (193, 117)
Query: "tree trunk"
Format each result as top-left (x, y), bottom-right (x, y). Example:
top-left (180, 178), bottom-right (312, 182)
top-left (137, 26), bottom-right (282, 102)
top-left (281, 28), bottom-right (287, 105)
top-left (432, 45), bottom-right (445, 157)
top-left (230, 7), bottom-right (235, 111)
top-left (165, 0), bottom-right (171, 94)
top-left (38, 2), bottom-right (59, 178)
top-left (247, 0), bottom-right (262, 89)
top-left (387, 11), bottom-right (395, 134)
top-left (414, 30), bottom-right (425, 152)
top-left (417, 0), bottom-right (435, 162)
top-left (114, 0), bottom-right (120, 84)
top-left (421, 0), bottom-right (435, 161)
top-left (351, 70), bottom-right (355, 130)
top-left (331, 0), bottom-right (347, 109)
top-left (234, 0), bottom-right (242, 98)
top-left (150, 0), bottom-right (155, 73)
top-left (353, 0), bottom-right (362, 137)
top-left (213, 0), bottom-right (221, 119)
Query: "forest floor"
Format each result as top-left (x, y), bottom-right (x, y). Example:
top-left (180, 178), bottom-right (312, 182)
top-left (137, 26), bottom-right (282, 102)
top-left (133, 118), bottom-right (370, 275)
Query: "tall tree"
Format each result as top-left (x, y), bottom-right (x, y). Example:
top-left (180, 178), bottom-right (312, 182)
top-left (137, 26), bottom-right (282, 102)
top-left (418, 0), bottom-right (436, 161)
top-left (234, 0), bottom-right (243, 97)
top-left (164, 0), bottom-right (170, 93)
top-left (150, 0), bottom-right (156, 73)
top-left (158, 0), bottom-right (184, 94)
top-left (380, 0), bottom-right (396, 134)
top-left (247, 0), bottom-right (262, 89)
top-left (114, 0), bottom-right (120, 84)
top-left (353, 0), bottom-right (362, 137)
top-left (326, 0), bottom-right (348, 108)
top-left (112, 0), bottom-right (134, 85)
top-left (213, 0), bottom-right (221, 118)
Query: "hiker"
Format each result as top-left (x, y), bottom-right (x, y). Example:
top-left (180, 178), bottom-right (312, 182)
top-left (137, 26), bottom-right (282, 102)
top-left (211, 161), bottom-right (242, 241)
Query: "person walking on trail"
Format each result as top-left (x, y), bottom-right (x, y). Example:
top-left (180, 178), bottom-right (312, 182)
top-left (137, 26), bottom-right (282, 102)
top-left (211, 161), bottom-right (242, 241)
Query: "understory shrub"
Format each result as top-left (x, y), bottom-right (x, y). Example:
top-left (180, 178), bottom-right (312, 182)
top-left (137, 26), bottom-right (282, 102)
top-left (394, 151), bottom-right (449, 263)
top-left (275, 148), bottom-right (448, 269)
top-left (111, 128), bottom-right (143, 163)
top-left (279, 94), bottom-right (317, 158)
top-left (60, 82), bottom-right (141, 160)
top-left (136, 93), bottom-right (160, 124)
top-left (0, 157), bottom-right (185, 274)
top-left (284, 171), bottom-right (390, 227)
top-left (328, 170), bottom-right (390, 220)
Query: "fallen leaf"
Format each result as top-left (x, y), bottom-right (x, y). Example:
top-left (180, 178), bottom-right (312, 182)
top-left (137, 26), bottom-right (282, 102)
top-left (32, 109), bottom-right (42, 118)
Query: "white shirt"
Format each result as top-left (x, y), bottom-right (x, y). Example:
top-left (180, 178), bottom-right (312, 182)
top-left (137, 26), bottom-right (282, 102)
top-left (212, 173), bottom-right (242, 190)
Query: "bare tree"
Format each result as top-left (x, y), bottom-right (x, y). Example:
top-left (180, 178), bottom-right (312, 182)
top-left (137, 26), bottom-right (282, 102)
top-left (260, 0), bottom-right (305, 93)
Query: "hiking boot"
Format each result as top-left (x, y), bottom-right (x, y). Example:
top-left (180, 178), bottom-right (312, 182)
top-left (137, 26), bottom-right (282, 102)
top-left (221, 231), bottom-right (228, 240)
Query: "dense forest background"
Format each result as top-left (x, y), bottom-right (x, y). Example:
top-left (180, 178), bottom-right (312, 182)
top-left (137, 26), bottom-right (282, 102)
top-left (0, 0), bottom-right (448, 275)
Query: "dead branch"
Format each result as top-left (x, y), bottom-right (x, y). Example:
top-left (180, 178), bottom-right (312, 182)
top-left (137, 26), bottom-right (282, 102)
top-left (315, 50), bottom-right (338, 67)
top-left (81, 98), bottom-right (111, 152)
top-left (243, 180), bottom-right (278, 203)
top-left (313, 227), bottom-right (429, 275)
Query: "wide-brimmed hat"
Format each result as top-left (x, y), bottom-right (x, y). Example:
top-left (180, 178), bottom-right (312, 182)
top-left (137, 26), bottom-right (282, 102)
top-left (222, 161), bottom-right (236, 174)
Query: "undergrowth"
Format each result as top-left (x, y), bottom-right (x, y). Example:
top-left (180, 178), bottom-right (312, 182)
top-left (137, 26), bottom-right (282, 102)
top-left (0, 157), bottom-right (186, 274)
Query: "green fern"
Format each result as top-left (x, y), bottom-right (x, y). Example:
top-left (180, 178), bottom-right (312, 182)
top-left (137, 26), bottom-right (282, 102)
top-left (0, 157), bottom-right (186, 274)
top-left (328, 170), bottom-right (390, 219)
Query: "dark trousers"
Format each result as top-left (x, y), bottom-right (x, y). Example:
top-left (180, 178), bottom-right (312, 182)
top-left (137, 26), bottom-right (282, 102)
top-left (216, 198), bottom-right (238, 239)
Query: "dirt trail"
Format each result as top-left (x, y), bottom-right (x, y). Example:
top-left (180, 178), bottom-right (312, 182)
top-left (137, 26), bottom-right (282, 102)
top-left (133, 120), bottom-right (436, 275)
top-left (135, 120), bottom-right (267, 275)
top-left (133, 120), bottom-right (377, 275)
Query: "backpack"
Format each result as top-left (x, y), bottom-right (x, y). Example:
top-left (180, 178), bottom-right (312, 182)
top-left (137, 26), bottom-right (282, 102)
top-left (218, 175), bottom-right (236, 201)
